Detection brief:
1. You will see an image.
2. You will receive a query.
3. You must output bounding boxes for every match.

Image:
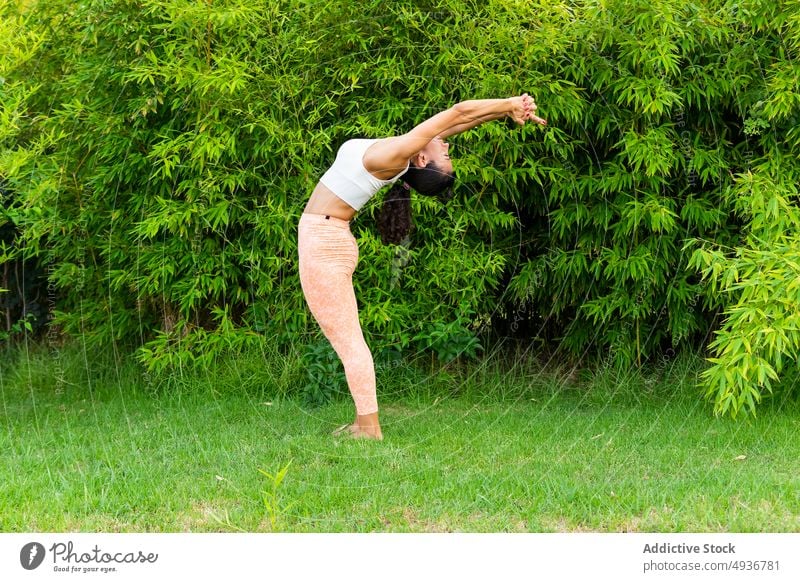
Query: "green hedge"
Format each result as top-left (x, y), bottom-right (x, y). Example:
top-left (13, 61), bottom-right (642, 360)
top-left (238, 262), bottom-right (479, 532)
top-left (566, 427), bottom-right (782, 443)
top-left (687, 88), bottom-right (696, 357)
top-left (1, 0), bottom-right (798, 416)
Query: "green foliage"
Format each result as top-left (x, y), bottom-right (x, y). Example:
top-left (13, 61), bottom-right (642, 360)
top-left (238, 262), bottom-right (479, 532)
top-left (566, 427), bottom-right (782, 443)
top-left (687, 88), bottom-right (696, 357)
top-left (412, 307), bottom-right (484, 363)
top-left (0, 7), bottom-right (49, 342)
top-left (687, 159), bottom-right (800, 417)
top-left (698, 240), bottom-right (800, 418)
top-left (0, 311), bottom-right (34, 343)
top-left (135, 306), bottom-right (264, 374)
top-left (258, 460), bottom-right (296, 532)
top-left (300, 339), bottom-right (347, 407)
top-left (1, 0), bottom-right (799, 416)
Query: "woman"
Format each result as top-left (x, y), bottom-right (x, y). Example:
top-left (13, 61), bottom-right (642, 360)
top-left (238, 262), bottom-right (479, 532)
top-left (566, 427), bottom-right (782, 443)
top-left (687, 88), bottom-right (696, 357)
top-left (298, 94), bottom-right (546, 440)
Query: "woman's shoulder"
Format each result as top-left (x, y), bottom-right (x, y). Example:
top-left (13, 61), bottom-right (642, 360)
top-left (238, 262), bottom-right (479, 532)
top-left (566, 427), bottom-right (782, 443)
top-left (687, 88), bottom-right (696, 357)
top-left (362, 137), bottom-right (408, 181)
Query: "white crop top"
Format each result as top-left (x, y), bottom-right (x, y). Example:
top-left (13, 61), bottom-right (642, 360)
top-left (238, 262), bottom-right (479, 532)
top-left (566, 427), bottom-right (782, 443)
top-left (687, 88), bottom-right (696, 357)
top-left (318, 139), bottom-right (409, 211)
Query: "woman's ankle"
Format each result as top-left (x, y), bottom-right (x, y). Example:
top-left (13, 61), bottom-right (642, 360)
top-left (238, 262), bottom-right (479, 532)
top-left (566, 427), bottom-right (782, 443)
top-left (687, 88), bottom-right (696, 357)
top-left (356, 411), bottom-right (380, 426)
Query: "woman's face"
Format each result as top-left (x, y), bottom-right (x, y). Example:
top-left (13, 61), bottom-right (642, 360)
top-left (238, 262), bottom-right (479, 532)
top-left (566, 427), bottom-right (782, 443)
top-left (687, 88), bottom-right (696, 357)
top-left (419, 136), bottom-right (453, 175)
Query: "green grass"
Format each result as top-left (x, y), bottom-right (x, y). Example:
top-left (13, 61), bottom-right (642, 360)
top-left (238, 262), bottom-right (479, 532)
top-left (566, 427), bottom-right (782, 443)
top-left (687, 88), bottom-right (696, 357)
top-left (1, 341), bottom-right (798, 532)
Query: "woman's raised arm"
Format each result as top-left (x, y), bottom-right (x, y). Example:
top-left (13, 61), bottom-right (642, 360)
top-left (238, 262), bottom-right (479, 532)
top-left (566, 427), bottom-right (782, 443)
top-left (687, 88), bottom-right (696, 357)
top-left (364, 95), bottom-right (542, 176)
top-left (440, 96), bottom-right (546, 138)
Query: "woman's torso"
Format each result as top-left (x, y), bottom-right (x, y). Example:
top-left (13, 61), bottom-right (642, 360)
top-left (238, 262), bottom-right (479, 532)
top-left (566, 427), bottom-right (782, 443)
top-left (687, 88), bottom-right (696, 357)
top-left (303, 138), bottom-right (407, 221)
top-left (303, 182), bottom-right (357, 221)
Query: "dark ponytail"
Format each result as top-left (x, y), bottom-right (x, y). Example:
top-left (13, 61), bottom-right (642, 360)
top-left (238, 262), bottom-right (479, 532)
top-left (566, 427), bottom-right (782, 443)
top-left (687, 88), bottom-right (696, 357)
top-left (377, 182), bottom-right (412, 245)
top-left (376, 161), bottom-right (455, 245)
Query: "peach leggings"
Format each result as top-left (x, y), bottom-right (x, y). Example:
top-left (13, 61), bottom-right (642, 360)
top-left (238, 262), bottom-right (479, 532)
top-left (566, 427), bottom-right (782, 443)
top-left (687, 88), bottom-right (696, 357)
top-left (297, 212), bottom-right (378, 415)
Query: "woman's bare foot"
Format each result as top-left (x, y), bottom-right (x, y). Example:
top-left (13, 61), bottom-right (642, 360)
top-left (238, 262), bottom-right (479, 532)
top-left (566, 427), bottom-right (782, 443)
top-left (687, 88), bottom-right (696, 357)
top-left (349, 425), bottom-right (382, 440)
top-left (332, 412), bottom-right (383, 440)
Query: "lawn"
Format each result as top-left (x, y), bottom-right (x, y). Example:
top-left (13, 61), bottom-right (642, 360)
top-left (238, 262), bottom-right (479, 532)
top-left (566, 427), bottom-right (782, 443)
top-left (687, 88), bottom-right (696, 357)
top-left (1, 342), bottom-right (798, 532)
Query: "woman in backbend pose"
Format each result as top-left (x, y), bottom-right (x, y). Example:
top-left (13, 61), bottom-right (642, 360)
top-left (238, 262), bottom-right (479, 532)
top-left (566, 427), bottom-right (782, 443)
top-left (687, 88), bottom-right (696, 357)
top-left (298, 94), bottom-right (546, 440)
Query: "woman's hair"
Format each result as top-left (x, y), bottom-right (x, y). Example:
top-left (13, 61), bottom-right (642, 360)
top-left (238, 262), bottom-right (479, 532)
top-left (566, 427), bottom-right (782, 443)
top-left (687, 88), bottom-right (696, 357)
top-left (376, 161), bottom-right (455, 245)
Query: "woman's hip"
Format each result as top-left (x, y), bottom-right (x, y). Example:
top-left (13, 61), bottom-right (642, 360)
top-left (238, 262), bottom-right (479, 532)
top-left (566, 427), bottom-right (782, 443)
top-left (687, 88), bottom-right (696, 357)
top-left (298, 213), bottom-right (358, 275)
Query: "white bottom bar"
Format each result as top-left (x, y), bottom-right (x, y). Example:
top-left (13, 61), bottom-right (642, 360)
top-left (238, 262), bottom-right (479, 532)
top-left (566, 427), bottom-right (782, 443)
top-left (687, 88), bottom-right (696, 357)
top-left (2, 533), bottom-right (798, 582)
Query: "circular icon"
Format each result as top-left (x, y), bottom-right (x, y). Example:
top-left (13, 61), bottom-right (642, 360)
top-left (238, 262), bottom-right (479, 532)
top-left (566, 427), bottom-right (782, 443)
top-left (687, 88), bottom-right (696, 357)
top-left (20, 542), bottom-right (46, 570)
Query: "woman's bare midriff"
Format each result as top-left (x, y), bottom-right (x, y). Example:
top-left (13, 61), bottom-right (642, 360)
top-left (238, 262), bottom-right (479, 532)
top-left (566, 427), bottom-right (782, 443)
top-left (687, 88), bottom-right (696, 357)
top-left (303, 183), bottom-right (357, 221)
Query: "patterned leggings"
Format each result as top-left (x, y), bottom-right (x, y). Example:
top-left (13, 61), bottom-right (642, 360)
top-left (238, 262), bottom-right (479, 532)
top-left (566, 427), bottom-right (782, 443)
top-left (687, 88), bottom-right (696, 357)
top-left (297, 212), bottom-right (378, 415)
